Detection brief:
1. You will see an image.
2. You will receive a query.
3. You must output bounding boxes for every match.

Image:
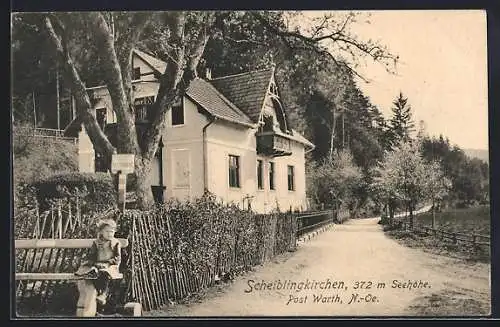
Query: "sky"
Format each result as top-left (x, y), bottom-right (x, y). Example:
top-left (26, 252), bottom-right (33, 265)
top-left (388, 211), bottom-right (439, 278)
top-left (298, 10), bottom-right (489, 150)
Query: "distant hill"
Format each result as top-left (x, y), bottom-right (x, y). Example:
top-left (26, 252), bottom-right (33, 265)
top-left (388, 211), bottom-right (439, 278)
top-left (463, 148), bottom-right (489, 163)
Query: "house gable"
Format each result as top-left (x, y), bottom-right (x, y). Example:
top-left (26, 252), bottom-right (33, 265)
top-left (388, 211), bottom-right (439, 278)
top-left (209, 68), bottom-right (273, 124)
top-left (210, 67), bottom-right (292, 135)
top-left (260, 73), bottom-right (292, 134)
top-left (132, 49), bottom-right (166, 80)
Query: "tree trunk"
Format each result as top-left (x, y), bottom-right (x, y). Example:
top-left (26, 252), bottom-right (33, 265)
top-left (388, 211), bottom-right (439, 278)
top-left (388, 199), bottom-right (395, 220)
top-left (431, 199), bottom-right (436, 229)
top-left (409, 202), bottom-right (414, 229)
top-left (134, 156), bottom-right (154, 209)
top-left (44, 16), bottom-right (116, 159)
top-left (89, 12), bottom-right (139, 155)
top-left (329, 105), bottom-right (336, 161)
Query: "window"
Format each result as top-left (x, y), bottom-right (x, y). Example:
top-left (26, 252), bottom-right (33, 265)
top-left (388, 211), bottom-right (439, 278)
top-left (257, 160), bottom-right (263, 190)
top-left (96, 108), bottom-right (107, 130)
top-left (269, 162), bottom-right (275, 190)
top-left (171, 100), bottom-right (184, 126)
top-left (133, 67), bottom-right (141, 80)
top-left (229, 155), bottom-right (240, 188)
top-left (134, 96), bottom-right (155, 122)
top-left (287, 165), bottom-right (295, 191)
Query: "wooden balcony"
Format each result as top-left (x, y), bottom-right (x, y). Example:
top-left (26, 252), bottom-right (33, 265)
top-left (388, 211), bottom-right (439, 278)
top-left (256, 131), bottom-right (292, 157)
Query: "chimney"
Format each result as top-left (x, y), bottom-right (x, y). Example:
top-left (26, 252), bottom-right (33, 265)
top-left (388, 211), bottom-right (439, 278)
top-left (205, 67), bottom-right (212, 80)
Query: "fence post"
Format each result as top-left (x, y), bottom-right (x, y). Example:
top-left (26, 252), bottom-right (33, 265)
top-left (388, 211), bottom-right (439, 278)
top-left (35, 206), bottom-right (40, 239)
top-left (57, 199), bottom-right (63, 238)
top-left (131, 213), bottom-right (136, 301)
top-left (51, 204), bottom-right (55, 238)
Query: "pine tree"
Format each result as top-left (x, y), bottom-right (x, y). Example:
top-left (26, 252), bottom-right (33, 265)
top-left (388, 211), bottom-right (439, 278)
top-left (388, 92), bottom-right (415, 146)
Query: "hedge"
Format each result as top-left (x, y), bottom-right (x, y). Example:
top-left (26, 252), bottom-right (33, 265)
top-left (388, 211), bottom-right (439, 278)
top-left (30, 172), bottom-right (117, 212)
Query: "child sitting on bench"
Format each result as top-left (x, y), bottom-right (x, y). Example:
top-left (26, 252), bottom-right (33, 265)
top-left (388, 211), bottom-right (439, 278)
top-left (75, 218), bottom-right (122, 306)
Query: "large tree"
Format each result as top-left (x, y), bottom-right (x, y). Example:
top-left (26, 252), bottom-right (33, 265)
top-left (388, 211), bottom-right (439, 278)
top-left (13, 11), bottom-right (397, 208)
top-left (387, 92), bottom-right (415, 147)
top-left (424, 160), bottom-right (451, 228)
top-left (372, 140), bottom-right (428, 227)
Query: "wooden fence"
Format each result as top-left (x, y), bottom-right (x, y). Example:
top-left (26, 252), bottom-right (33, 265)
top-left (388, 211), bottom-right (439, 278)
top-left (396, 219), bottom-right (490, 250)
top-left (16, 127), bottom-right (77, 145)
top-left (126, 210), bottom-right (297, 311)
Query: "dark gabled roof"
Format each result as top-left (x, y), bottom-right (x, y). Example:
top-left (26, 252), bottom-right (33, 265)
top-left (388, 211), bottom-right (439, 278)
top-left (68, 52), bottom-right (294, 134)
top-left (209, 68), bottom-right (274, 124)
top-left (186, 78), bottom-right (253, 126)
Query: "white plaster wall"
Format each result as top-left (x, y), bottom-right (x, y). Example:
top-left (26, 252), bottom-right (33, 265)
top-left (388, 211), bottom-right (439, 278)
top-left (132, 55), bottom-right (158, 82)
top-left (205, 120), bottom-right (308, 213)
top-left (162, 97), bottom-right (208, 201)
top-left (77, 126), bottom-right (95, 173)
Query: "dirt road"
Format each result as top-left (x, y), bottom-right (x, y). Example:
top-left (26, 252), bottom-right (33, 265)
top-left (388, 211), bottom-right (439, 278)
top-left (147, 214), bottom-right (490, 317)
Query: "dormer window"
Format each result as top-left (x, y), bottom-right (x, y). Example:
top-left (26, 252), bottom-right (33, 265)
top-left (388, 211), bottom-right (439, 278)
top-left (133, 67), bottom-right (141, 81)
top-left (269, 82), bottom-right (278, 96)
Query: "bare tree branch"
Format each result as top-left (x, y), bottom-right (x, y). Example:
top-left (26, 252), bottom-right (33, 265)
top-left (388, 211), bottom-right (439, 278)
top-left (252, 11), bottom-right (398, 81)
top-left (225, 35), bottom-right (268, 46)
top-left (310, 15), bottom-right (329, 39)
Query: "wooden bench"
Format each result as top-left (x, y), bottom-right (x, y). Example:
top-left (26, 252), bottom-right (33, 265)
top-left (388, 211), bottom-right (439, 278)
top-left (15, 238), bottom-right (141, 317)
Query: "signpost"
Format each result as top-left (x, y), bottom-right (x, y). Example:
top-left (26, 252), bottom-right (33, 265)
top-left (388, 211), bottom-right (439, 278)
top-left (111, 154), bottom-right (135, 212)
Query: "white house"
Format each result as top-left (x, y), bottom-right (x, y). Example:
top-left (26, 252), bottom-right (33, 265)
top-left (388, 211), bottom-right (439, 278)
top-left (65, 49), bottom-right (314, 213)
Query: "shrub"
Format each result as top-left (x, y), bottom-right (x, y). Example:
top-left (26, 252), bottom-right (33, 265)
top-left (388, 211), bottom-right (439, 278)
top-left (378, 213), bottom-right (389, 225)
top-left (13, 182), bottom-right (38, 212)
top-left (13, 183), bottom-right (39, 238)
top-left (306, 151), bottom-right (363, 210)
top-left (30, 172), bottom-right (117, 212)
top-left (121, 192), bottom-right (295, 282)
top-left (13, 123), bottom-right (78, 186)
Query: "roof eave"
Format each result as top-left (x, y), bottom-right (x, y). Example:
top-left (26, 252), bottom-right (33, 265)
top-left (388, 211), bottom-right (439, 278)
top-left (212, 114), bottom-right (258, 128)
top-left (185, 93), bottom-right (257, 129)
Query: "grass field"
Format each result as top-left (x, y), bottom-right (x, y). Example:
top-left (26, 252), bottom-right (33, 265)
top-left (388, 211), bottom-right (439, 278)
top-left (386, 205), bottom-right (491, 263)
top-left (414, 205), bottom-right (490, 236)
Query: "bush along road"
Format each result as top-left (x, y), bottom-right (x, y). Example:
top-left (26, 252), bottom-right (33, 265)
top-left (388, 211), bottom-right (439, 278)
top-left (146, 211), bottom-right (490, 317)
